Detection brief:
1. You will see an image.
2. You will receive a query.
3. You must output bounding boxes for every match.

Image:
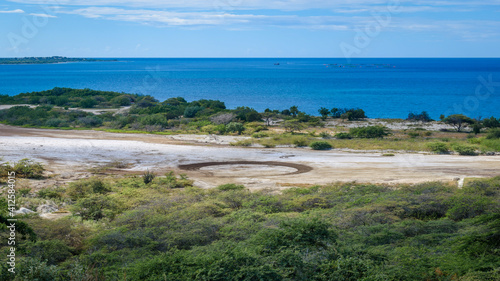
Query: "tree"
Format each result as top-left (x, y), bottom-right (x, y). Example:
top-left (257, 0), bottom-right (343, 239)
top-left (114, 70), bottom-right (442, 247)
top-left (290, 106), bottom-right (299, 117)
top-left (262, 111), bottom-right (278, 126)
top-left (407, 111), bottom-right (433, 122)
top-left (246, 111), bottom-right (262, 122)
top-left (318, 107), bottom-right (330, 120)
top-left (183, 106), bottom-right (203, 118)
top-left (442, 114), bottom-right (474, 132)
top-left (226, 122), bottom-right (245, 135)
top-left (282, 120), bottom-right (305, 134)
top-left (483, 117), bottom-right (500, 128)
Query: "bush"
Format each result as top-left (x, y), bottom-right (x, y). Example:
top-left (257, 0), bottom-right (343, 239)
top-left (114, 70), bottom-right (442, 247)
top-left (319, 132), bottom-right (331, 139)
top-left (486, 128), bottom-right (500, 139)
top-left (26, 239), bottom-right (72, 265)
top-left (407, 111), bottom-right (433, 122)
top-left (0, 158), bottom-right (45, 179)
top-left (38, 189), bottom-right (62, 200)
top-left (292, 136), bottom-right (309, 147)
top-left (143, 170), bottom-right (156, 184)
top-left (226, 122), bottom-right (245, 135)
top-left (349, 126), bottom-right (390, 138)
top-left (184, 106), bottom-right (203, 118)
top-left (77, 116), bottom-right (103, 127)
top-left (252, 132), bottom-right (269, 138)
top-left (427, 142), bottom-right (450, 154)
top-left (310, 141), bottom-right (333, 150)
top-left (452, 144), bottom-right (477, 156)
top-left (71, 194), bottom-right (118, 220)
top-left (335, 132), bottom-right (352, 139)
top-left (66, 178), bottom-right (110, 200)
top-left (14, 257), bottom-right (59, 281)
top-left (217, 184), bottom-right (246, 191)
top-left (446, 195), bottom-right (495, 221)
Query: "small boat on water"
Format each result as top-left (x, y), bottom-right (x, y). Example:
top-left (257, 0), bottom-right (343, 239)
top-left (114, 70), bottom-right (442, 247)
top-left (274, 62), bottom-right (280, 65)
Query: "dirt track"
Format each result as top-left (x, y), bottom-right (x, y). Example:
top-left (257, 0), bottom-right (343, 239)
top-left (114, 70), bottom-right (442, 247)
top-left (179, 161), bottom-right (313, 176)
top-left (1, 124), bottom-right (499, 189)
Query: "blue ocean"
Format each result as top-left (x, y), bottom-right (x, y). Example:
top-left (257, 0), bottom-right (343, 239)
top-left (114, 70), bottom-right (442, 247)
top-left (1, 58), bottom-right (499, 119)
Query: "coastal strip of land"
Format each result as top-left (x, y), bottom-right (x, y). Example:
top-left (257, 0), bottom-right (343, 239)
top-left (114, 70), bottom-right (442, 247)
top-left (0, 56), bottom-right (117, 65)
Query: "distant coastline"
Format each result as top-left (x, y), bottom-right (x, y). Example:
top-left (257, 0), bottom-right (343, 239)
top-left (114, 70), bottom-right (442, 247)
top-left (0, 56), bottom-right (118, 65)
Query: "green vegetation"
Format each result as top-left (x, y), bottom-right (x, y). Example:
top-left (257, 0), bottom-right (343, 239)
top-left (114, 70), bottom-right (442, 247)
top-left (142, 170), bottom-right (156, 184)
top-left (407, 111), bottom-right (433, 122)
top-left (349, 125), bottom-right (390, 138)
top-left (487, 128), bottom-right (500, 139)
top-left (1, 88), bottom-right (500, 154)
top-left (0, 158), bottom-right (45, 179)
top-left (0, 87), bottom-right (143, 108)
top-left (309, 141), bottom-right (333, 150)
top-left (441, 114), bottom-right (475, 132)
top-left (427, 142), bottom-right (450, 154)
top-left (1, 168), bottom-right (499, 280)
top-left (0, 56), bottom-right (117, 65)
top-left (452, 144), bottom-right (478, 156)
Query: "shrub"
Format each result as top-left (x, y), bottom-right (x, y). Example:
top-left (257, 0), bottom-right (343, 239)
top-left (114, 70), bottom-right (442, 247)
top-left (252, 132), bottom-right (269, 138)
top-left (38, 189), bottom-right (62, 200)
top-left (217, 184), bottom-right (246, 191)
top-left (157, 171), bottom-right (193, 188)
top-left (44, 118), bottom-right (66, 127)
top-left (486, 128), bottom-right (500, 139)
top-left (184, 106), bottom-right (203, 118)
top-left (335, 132), bottom-right (352, 139)
top-left (110, 95), bottom-right (132, 106)
top-left (143, 170), bottom-right (156, 184)
top-left (482, 116), bottom-right (500, 128)
top-left (0, 158), bottom-right (45, 179)
top-left (319, 132), bottom-right (331, 139)
top-left (452, 144), bottom-right (477, 156)
top-left (407, 111), bottom-right (433, 122)
top-left (446, 195), bottom-right (495, 221)
top-left (408, 132), bottom-right (420, 138)
top-left (226, 122), bottom-right (245, 135)
top-left (26, 239), bottom-right (72, 265)
top-left (14, 257), bottom-right (59, 281)
top-left (77, 116), bottom-right (103, 127)
top-left (66, 178), bottom-right (110, 200)
top-left (310, 141), bottom-right (333, 150)
top-left (260, 140), bottom-right (276, 148)
top-left (427, 142), bottom-right (450, 154)
top-left (349, 126), bottom-right (390, 138)
top-left (71, 194), bottom-right (118, 220)
top-left (292, 136), bottom-right (309, 147)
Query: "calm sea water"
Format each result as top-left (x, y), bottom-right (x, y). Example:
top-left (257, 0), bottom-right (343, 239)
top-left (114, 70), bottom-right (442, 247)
top-left (1, 58), bottom-right (499, 119)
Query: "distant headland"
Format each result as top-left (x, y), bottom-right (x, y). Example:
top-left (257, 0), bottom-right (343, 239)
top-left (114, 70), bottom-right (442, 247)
top-left (0, 56), bottom-right (118, 65)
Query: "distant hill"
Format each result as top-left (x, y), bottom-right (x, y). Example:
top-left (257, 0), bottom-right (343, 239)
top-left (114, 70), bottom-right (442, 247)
top-left (0, 56), bottom-right (117, 64)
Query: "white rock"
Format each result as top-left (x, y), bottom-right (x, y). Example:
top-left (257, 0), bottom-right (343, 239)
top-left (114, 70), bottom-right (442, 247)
top-left (36, 204), bottom-right (59, 214)
top-left (14, 207), bottom-right (35, 215)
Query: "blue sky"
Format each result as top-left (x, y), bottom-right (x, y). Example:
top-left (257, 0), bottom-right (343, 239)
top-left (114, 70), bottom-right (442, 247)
top-left (1, 0), bottom-right (500, 57)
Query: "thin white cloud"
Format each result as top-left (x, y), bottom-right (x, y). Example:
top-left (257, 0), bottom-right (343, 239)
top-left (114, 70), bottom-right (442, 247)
top-left (61, 7), bottom-right (354, 29)
top-left (0, 8), bottom-right (24, 13)
top-left (29, 13), bottom-right (57, 17)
